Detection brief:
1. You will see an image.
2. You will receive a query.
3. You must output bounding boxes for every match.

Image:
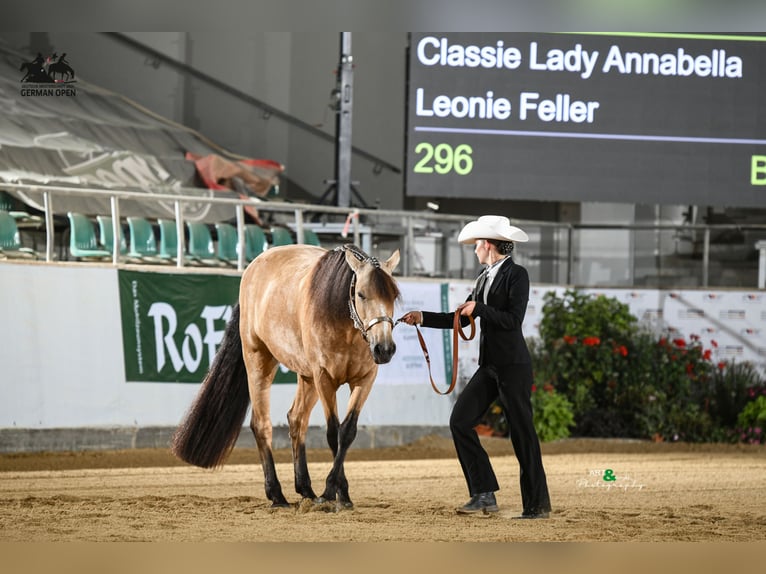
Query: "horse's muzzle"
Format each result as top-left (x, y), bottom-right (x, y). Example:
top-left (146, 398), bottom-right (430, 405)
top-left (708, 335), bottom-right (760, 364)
top-left (372, 341), bottom-right (396, 364)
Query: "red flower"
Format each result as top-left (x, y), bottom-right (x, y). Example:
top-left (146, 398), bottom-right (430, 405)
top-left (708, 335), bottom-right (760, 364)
top-left (658, 337), bottom-right (667, 347)
top-left (617, 345), bottom-right (628, 357)
top-left (563, 335), bottom-right (577, 344)
top-left (531, 384), bottom-right (537, 393)
top-left (686, 363), bottom-right (694, 375)
top-left (703, 349), bottom-right (712, 360)
top-left (717, 362), bottom-right (726, 370)
top-left (711, 340), bottom-right (718, 348)
top-left (583, 336), bottom-right (601, 346)
top-left (673, 338), bottom-right (686, 347)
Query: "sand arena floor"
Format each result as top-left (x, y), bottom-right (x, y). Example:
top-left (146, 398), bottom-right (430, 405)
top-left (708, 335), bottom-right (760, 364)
top-left (1, 436), bottom-right (764, 543)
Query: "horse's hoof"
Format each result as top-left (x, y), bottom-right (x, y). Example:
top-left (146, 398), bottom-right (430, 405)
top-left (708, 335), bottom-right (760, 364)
top-left (311, 497), bottom-right (337, 513)
top-left (297, 497), bottom-right (316, 514)
top-left (270, 500), bottom-right (291, 509)
top-left (336, 500), bottom-right (354, 511)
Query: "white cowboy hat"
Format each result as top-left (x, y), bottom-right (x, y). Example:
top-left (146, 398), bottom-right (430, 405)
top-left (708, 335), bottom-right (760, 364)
top-left (457, 215), bottom-right (529, 244)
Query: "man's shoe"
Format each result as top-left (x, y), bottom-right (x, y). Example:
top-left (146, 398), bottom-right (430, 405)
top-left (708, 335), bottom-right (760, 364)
top-left (513, 508), bottom-right (550, 519)
top-left (456, 492), bottom-right (499, 514)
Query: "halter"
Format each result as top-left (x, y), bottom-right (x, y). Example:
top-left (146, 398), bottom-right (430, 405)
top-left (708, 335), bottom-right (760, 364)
top-left (336, 245), bottom-right (395, 342)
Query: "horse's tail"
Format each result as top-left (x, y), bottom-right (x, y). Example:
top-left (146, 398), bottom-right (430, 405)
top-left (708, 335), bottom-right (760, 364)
top-left (171, 303), bottom-right (250, 468)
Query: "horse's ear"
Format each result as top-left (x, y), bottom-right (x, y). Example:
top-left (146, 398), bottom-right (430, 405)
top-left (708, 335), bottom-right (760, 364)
top-left (383, 249), bottom-right (400, 274)
top-left (344, 248), bottom-right (362, 273)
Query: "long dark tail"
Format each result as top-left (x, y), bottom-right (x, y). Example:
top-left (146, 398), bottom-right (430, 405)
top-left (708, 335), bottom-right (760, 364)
top-left (171, 303), bottom-right (250, 468)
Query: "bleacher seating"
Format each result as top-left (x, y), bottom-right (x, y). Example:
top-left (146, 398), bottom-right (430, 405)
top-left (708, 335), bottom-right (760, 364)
top-left (96, 215), bottom-right (128, 255)
top-left (0, 191), bottom-right (43, 228)
top-left (269, 226), bottom-right (294, 246)
top-left (0, 210), bottom-right (39, 259)
top-left (157, 219), bottom-right (178, 261)
top-left (127, 216), bottom-right (163, 262)
top-left (51, 212), bottom-right (321, 266)
top-left (243, 224), bottom-right (268, 261)
top-left (214, 222), bottom-right (239, 266)
top-left (67, 212), bottom-right (112, 260)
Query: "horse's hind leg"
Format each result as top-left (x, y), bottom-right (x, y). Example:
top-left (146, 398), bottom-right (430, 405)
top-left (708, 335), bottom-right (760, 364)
top-left (243, 343), bottom-right (289, 507)
top-left (287, 376), bottom-right (319, 500)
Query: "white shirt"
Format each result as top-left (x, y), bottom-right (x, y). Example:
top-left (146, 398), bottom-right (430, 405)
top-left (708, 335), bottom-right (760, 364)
top-left (479, 257), bottom-right (508, 304)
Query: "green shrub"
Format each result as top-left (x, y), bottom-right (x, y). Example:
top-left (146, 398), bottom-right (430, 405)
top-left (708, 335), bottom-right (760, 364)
top-left (531, 384), bottom-right (575, 442)
top-left (528, 288), bottom-right (765, 443)
top-left (736, 393), bottom-right (766, 445)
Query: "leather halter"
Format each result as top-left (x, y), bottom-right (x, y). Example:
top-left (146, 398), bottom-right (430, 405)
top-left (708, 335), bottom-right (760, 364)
top-left (348, 274), bottom-right (395, 342)
top-left (338, 245), bottom-right (395, 342)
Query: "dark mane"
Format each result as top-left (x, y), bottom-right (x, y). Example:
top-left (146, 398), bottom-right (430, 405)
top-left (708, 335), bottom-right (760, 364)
top-left (309, 247), bottom-right (400, 328)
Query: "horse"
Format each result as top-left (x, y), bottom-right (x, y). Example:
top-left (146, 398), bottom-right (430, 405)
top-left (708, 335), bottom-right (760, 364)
top-left (19, 61), bottom-right (53, 83)
top-left (48, 61), bottom-right (75, 82)
top-left (172, 243), bottom-right (401, 509)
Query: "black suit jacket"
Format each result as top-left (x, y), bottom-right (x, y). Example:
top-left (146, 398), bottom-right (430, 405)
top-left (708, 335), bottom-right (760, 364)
top-left (421, 257), bottom-right (531, 367)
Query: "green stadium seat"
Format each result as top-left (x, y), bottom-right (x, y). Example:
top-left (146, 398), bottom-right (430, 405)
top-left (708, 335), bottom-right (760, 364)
top-left (67, 212), bottom-right (111, 260)
top-left (0, 210), bottom-right (39, 259)
top-left (96, 215), bottom-right (128, 255)
top-left (186, 221), bottom-right (219, 265)
top-left (0, 191), bottom-right (43, 227)
top-left (157, 219), bottom-right (178, 261)
top-left (127, 217), bottom-right (164, 262)
top-left (269, 226), bottom-right (294, 246)
top-left (214, 222), bottom-right (239, 265)
top-left (302, 228), bottom-right (321, 246)
top-left (243, 224), bottom-right (268, 261)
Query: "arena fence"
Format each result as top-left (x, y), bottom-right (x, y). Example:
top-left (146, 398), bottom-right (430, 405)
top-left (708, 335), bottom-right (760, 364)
top-left (2, 181), bottom-right (766, 288)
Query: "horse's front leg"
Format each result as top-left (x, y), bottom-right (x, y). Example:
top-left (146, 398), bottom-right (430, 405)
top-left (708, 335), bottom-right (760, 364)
top-left (319, 379), bottom-right (374, 509)
top-left (288, 376), bottom-right (319, 501)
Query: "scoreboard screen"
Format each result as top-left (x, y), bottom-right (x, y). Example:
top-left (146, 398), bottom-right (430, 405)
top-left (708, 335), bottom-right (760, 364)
top-left (405, 33), bottom-right (766, 207)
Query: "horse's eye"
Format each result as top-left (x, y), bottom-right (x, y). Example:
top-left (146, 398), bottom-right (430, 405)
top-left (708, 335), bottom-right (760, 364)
top-left (357, 292), bottom-right (366, 301)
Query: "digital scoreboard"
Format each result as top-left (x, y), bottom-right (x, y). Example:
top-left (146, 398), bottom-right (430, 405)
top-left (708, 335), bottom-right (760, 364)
top-left (405, 33), bottom-right (766, 207)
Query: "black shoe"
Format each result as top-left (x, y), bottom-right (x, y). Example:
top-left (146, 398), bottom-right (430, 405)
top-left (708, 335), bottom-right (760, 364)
top-left (456, 492), bottom-right (499, 514)
top-left (513, 508), bottom-right (551, 519)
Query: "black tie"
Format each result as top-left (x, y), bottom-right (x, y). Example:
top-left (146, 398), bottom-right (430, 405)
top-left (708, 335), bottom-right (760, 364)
top-left (474, 269), bottom-right (488, 303)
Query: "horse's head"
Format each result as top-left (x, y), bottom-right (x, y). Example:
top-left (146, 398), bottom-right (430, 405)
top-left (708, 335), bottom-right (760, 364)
top-left (344, 248), bottom-right (401, 364)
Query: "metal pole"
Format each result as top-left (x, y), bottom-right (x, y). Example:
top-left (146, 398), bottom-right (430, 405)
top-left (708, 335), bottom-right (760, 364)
top-left (236, 204), bottom-right (245, 271)
top-left (294, 208), bottom-right (305, 244)
top-left (352, 208), bottom-right (360, 248)
top-left (335, 32), bottom-right (354, 208)
top-left (567, 226), bottom-right (574, 285)
top-left (111, 196), bottom-right (121, 266)
top-left (43, 191), bottom-right (54, 262)
top-left (175, 201), bottom-right (185, 268)
top-left (702, 227), bottom-right (710, 287)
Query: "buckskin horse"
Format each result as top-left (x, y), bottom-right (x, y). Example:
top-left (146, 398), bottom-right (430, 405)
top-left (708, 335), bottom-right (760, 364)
top-left (172, 244), bottom-right (400, 509)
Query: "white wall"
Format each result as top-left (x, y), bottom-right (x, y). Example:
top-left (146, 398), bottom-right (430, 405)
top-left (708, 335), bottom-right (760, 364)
top-left (2, 262), bottom-right (765, 431)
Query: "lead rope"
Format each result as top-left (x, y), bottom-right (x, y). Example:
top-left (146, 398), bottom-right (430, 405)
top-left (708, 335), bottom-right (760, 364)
top-left (410, 311), bottom-right (475, 395)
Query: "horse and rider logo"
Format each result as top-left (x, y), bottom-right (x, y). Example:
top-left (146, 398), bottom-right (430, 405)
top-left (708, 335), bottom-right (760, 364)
top-left (20, 52), bottom-right (76, 84)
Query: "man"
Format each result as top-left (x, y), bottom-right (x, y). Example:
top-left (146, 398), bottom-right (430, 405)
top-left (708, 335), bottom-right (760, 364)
top-left (399, 215), bottom-right (551, 518)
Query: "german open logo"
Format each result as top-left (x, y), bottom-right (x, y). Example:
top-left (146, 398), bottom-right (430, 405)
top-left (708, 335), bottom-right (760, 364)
top-left (19, 51), bottom-right (76, 96)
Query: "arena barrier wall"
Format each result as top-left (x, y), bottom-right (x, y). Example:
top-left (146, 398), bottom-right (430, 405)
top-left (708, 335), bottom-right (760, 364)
top-left (1, 261), bottom-right (764, 452)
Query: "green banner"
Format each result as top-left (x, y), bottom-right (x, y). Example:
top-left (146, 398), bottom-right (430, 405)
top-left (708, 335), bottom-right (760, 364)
top-left (118, 270), bottom-right (296, 384)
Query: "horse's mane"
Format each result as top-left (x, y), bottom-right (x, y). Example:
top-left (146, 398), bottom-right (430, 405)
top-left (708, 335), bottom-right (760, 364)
top-left (309, 246), bottom-right (400, 328)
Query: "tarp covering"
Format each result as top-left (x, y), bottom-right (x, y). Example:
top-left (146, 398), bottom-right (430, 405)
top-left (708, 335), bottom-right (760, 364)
top-left (0, 44), bottom-right (284, 223)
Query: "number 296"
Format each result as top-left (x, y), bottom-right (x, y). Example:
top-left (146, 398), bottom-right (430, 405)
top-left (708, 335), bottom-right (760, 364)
top-left (413, 143), bottom-right (473, 175)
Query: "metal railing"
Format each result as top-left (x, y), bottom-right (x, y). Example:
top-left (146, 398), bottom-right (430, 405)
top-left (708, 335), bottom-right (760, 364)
top-left (3, 182), bottom-right (766, 289)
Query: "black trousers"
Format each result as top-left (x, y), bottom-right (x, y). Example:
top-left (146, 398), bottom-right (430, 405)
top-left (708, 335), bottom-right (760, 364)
top-left (449, 363), bottom-right (551, 513)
